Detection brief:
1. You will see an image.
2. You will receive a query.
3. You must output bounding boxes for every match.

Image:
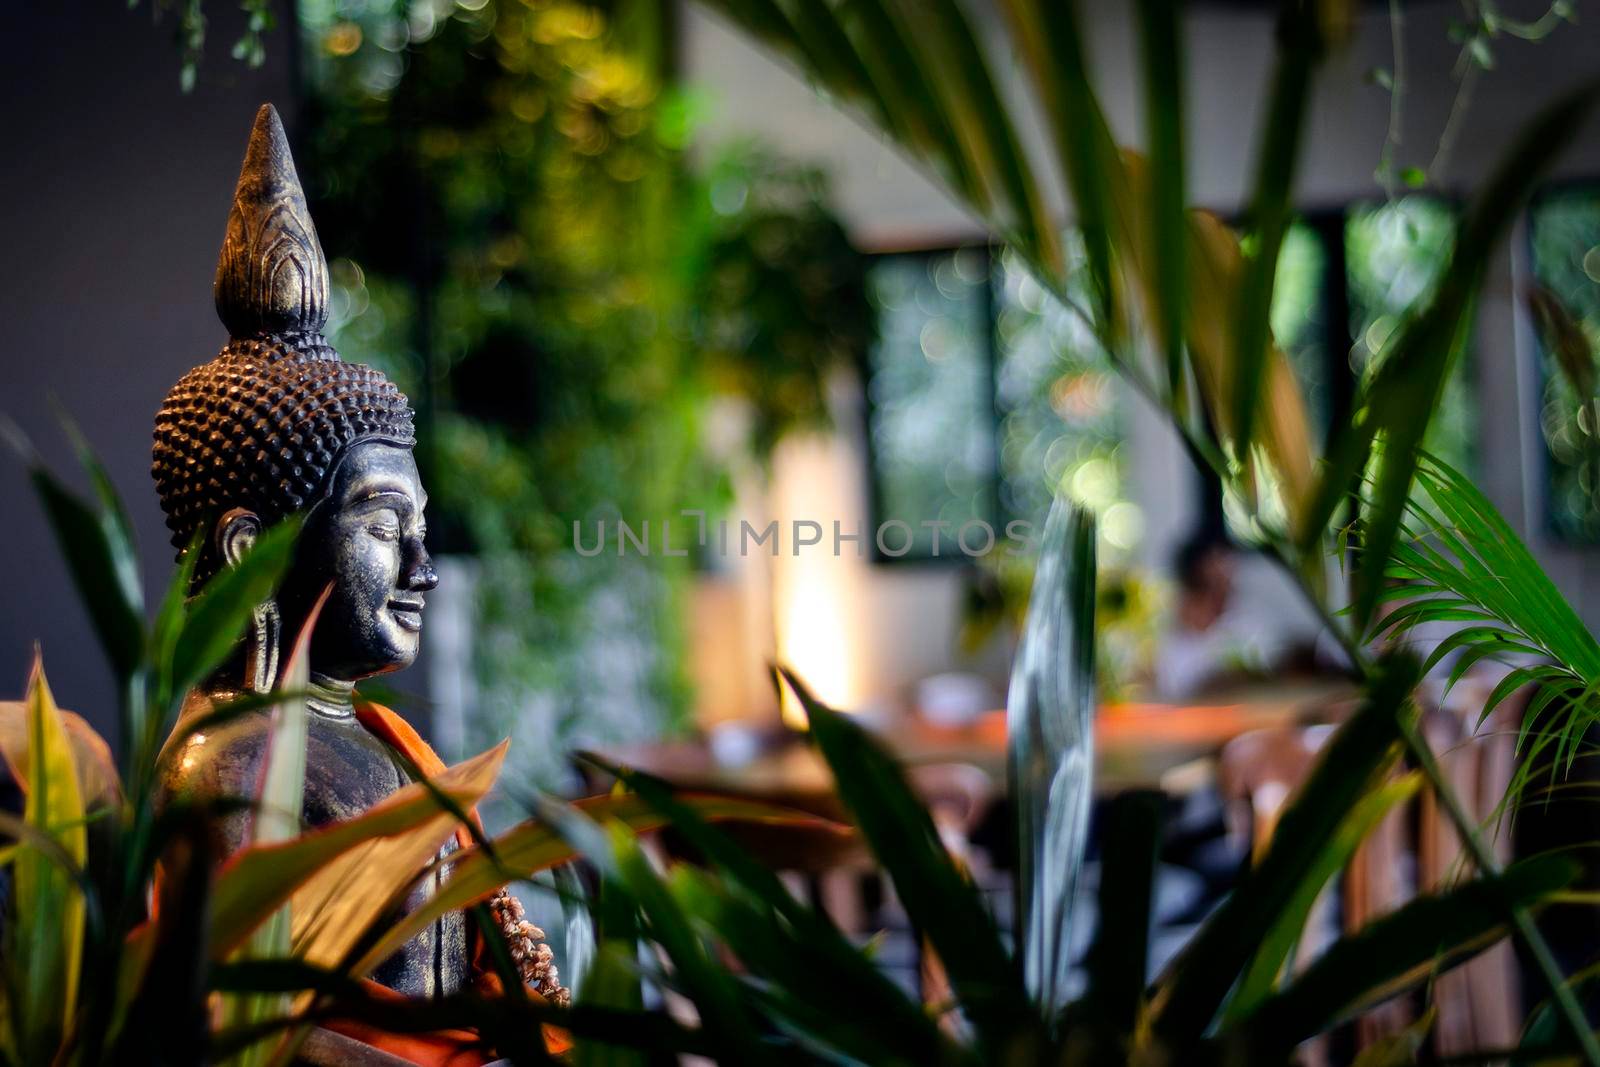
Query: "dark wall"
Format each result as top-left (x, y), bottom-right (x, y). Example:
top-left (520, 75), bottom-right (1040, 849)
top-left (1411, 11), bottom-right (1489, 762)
top-left (0, 1), bottom-right (296, 740)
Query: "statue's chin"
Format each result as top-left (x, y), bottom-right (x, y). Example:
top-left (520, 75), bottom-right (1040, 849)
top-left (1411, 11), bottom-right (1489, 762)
top-left (331, 632), bottom-right (421, 682)
top-left (380, 623), bottom-right (423, 671)
top-left (368, 640), bottom-right (420, 677)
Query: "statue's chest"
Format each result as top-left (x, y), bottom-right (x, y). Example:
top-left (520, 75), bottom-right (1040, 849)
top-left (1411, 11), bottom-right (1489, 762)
top-left (301, 714), bottom-right (413, 825)
top-left (299, 715), bottom-right (471, 998)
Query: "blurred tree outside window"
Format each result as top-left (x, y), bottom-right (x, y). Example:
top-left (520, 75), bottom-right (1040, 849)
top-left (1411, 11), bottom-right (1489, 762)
top-left (863, 239), bottom-right (1139, 565)
top-left (864, 249), bottom-right (996, 560)
top-left (1215, 199), bottom-right (1473, 539)
top-left (299, 0), bottom-right (872, 800)
top-left (1346, 197), bottom-right (1475, 478)
top-left (994, 241), bottom-right (1136, 557)
top-left (1530, 188), bottom-right (1600, 542)
top-left (1271, 221), bottom-right (1331, 441)
top-left (866, 242), bottom-right (1149, 697)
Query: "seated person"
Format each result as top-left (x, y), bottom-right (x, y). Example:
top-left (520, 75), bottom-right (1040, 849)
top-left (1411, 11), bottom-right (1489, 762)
top-left (1154, 532), bottom-right (1332, 701)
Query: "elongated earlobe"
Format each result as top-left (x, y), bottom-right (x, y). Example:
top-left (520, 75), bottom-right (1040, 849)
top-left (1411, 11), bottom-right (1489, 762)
top-left (214, 508), bottom-right (279, 691)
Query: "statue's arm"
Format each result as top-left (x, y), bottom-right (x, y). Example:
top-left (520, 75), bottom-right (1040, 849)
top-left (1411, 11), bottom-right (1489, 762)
top-left (155, 708), bottom-right (270, 859)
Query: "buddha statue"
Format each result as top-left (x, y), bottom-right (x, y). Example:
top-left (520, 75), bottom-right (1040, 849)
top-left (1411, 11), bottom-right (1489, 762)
top-left (153, 105), bottom-right (563, 1021)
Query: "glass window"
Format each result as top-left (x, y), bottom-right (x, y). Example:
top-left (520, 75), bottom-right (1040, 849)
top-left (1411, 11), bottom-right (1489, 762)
top-left (1271, 220), bottom-right (1332, 440)
top-left (1223, 218), bottom-right (1331, 542)
top-left (1346, 197), bottom-right (1475, 476)
top-left (993, 242), bottom-right (1137, 558)
top-left (864, 249), bottom-right (996, 559)
top-left (1529, 188), bottom-right (1600, 542)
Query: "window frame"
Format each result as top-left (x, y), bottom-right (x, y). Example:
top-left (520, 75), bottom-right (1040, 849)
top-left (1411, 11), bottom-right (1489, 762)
top-left (860, 195), bottom-right (1481, 568)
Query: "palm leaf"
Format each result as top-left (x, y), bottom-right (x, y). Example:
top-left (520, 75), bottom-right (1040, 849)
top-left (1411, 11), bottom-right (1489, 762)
top-left (7, 429), bottom-right (145, 686)
top-left (997, 0), bottom-right (1120, 333)
top-left (57, 412), bottom-right (142, 609)
top-left (1376, 452), bottom-right (1600, 802)
top-left (780, 669), bottom-right (1040, 1052)
top-left (1135, 0), bottom-right (1187, 402)
top-left (1147, 652), bottom-right (1418, 1041)
top-left (1007, 497), bottom-right (1095, 1012)
top-left (1227, 771), bottom-right (1422, 1021)
top-left (571, 941), bottom-right (647, 1067)
top-left (1181, 199), bottom-right (1318, 529)
top-left (1528, 284), bottom-right (1597, 400)
top-left (1241, 853), bottom-right (1577, 1054)
top-left (288, 743), bottom-right (507, 974)
top-left (1231, 2), bottom-right (1325, 460)
top-left (697, 0), bottom-right (983, 216)
top-left (1074, 789), bottom-right (1163, 1040)
top-left (206, 743), bottom-right (507, 959)
top-left (533, 798), bottom-right (770, 1064)
top-left (114, 804), bottom-right (213, 1065)
top-left (169, 518), bottom-right (301, 701)
top-left (584, 756), bottom-right (957, 1065)
top-left (217, 596), bottom-right (315, 1067)
top-left (1304, 77), bottom-right (1600, 625)
top-left (893, 0), bottom-right (1061, 275)
top-left (830, 0), bottom-right (986, 208)
top-left (8, 657), bottom-right (88, 1065)
top-left (347, 790), bottom-right (829, 981)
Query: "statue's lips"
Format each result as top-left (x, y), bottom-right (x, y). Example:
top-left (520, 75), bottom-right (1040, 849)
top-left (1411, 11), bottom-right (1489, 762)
top-left (388, 597), bottom-right (425, 632)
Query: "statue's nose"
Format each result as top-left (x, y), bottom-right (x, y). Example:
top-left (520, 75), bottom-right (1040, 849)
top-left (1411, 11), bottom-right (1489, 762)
top-left (405, 540), bottom-right (439, 592)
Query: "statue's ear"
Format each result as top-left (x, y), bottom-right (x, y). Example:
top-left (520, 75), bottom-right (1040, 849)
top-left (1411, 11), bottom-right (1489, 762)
top-left (215, 508), bottom-right (264, 569)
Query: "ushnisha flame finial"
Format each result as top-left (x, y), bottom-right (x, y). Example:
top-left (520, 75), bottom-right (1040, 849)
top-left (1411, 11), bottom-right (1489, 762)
top-left (213, 103), bottom-right (329, 339)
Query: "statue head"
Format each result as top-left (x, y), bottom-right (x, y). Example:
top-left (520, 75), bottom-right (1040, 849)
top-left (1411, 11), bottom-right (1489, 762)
top-left (151, 104), bottom-right (435, 690)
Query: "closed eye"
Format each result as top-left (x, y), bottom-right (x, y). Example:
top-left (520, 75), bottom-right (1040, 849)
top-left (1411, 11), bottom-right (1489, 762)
top-left (366, 508), bottom-right (403, 542)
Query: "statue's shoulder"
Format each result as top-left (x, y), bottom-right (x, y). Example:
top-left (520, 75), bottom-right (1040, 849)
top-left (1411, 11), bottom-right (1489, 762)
top-left (156, 688), bottom-right (275, 809)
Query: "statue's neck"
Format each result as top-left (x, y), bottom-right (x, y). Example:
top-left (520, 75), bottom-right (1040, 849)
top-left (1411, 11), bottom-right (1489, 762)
top-left (307, 675), bottom-right (356, 718)
top-left (223, 600), bottom-right (355, 717)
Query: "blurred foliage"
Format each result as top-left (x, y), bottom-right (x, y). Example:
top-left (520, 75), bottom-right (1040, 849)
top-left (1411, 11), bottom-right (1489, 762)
top-left (130, 0), bottom-right (276, 91)
top-left (865, 249), bottom-right (995, 560)
top-left (1370, 1), bottom-right (1577, 195)
top-left (700, 148), bottom-right (875, 457)
top-left (1530, 189), bottom-right (1600, 541)
top-left (1269, 221), bottom-right (1329, 439)
top-left (1347, 197), bottom-right (1475, 478)
top-left (298, 0), bottom-right (870, 794)
top-left (996, 240), bottom-right (1136, 555)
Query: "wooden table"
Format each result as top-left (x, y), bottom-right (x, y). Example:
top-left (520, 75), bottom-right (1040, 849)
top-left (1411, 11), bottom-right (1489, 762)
top-left (593, 677), bottom-right (1357, 807)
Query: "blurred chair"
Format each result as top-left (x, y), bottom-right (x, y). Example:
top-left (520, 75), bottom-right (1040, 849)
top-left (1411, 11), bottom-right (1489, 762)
top-left (817, 761), bottom-right (997, 936)
top-left (909, 761), bottom-right (997, 867)
top-left (1220, 688), bottom-right (1526, 1061)
top-left (1419, 686), bottom-right (1522, 1057)
top-left (1217, 725), bottom-right (1334, 863)
top-left (1218, 722), bottom-right (1407, 1062)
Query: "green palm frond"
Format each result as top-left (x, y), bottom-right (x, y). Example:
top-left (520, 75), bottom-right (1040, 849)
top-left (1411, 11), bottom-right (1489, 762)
top-left (1374, 451), bottom-right (1600, 791)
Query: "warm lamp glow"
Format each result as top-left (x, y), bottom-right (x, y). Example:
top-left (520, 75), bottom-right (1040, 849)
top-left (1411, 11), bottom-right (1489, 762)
top-left (776, 570), bottom-right (853, 727)
top-left (769, 433), bottom-right (864, 728)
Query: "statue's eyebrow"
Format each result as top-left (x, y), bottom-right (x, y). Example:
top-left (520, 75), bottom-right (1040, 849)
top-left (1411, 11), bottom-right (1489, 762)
top-left (353, 486), bottom-right (416, 509)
